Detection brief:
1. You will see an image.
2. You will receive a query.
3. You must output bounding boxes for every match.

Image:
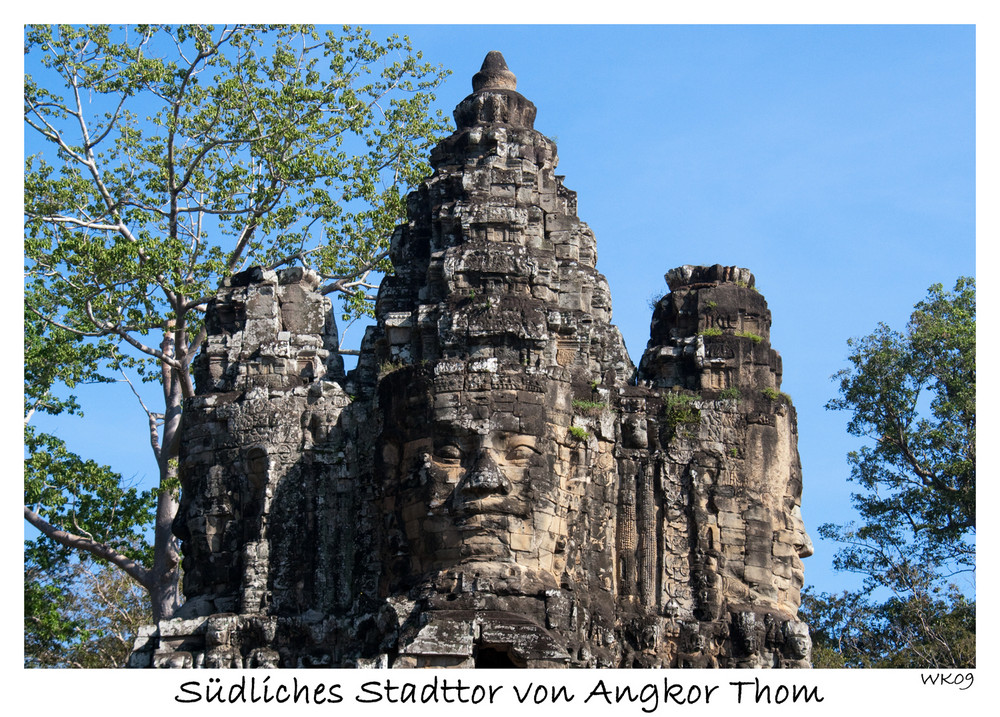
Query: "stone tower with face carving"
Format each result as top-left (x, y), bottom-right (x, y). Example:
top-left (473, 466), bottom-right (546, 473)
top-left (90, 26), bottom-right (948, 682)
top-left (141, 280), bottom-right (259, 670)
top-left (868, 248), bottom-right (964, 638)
top-left (131, 52), bottom-right (812, 669)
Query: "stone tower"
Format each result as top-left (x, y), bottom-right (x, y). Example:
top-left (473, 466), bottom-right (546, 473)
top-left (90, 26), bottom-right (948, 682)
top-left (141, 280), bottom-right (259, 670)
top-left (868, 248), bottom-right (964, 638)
top-left (131, 52), bottom-right (812, 669)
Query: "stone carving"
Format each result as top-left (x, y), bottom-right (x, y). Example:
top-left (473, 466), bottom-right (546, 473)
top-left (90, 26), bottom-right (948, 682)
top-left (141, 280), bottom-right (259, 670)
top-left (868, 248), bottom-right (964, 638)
top-left (130, 52), bottom-right (812, 669)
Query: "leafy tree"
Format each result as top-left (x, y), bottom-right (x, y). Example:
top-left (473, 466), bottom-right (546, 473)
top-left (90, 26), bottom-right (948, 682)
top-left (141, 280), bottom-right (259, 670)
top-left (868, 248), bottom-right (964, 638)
top-left (25, 548), bottom-right (151, 668)
top-left (804, 277), bottom-right (975, 667)
top-left (24, 24), bottom-right (450, 630)
top-left (801, 576), bottom-right (975, 668)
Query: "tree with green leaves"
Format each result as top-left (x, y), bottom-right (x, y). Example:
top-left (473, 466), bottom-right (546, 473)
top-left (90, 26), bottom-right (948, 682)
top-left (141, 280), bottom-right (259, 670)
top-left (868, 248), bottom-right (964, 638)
top-left (24, 23), bottom-right (451, 640)
top-left (802, 277), bottom-right (975, 668)
top-left (26, 547), bottom-right (152, 668)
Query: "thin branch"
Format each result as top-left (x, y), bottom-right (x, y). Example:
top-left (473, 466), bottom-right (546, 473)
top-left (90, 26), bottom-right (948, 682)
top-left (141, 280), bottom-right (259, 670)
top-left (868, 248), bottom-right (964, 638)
top-left (32, 215), bottom-right (121, 232)
top-left (319, 249), bottom-right (389, 296)
top-left (85, 91), bottom-right (131, 150)
top-left (118, 365), bottom-right (164, 463)
top-left (23, 505), bottom-right (152, 591)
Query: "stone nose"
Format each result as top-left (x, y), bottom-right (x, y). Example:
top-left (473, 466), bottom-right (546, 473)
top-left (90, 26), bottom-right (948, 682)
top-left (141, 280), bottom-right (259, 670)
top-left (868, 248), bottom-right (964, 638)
top-left (791, 505), bottom-right (814, 558)
top-left (460, 452), bottom-right (512, 497)
top-left (796, 531), bottom-right (815, 559)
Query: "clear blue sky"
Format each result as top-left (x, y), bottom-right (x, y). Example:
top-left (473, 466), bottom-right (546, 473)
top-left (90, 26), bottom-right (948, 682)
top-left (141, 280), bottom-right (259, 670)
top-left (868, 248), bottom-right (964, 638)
top-left (26, 25), bottom-right (975, 598)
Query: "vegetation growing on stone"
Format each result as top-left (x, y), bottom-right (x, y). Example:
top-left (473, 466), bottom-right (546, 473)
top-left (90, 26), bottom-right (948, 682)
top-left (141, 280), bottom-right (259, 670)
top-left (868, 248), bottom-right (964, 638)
top-left (735, 330), bottom-right (763, 344)
top-left (378, 360), bottom-right (407, 377)
top-left (760, 387), bottom-right (793, 404)
top-left (572, 399), bottom-right (606, 415)
top-left (662, 393), bottom-right (701, 436)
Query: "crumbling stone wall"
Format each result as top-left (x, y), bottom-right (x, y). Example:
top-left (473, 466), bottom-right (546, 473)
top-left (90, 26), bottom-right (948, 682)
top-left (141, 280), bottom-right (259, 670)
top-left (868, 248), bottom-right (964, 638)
top-left (131, 52), bottom-right (811, 669)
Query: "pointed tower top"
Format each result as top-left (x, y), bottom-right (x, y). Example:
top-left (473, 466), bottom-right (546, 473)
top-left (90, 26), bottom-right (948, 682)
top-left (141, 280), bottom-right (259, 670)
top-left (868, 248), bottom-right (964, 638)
top-left (472, 51), bottom-right (518, 92)
top-left (451, 51), bottom-right (536, 131)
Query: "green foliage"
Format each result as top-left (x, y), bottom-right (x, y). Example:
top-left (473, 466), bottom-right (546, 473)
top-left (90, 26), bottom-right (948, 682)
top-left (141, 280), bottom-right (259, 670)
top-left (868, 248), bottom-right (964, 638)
top-left (23, 24), bottom-right (451, 625)
top-left (699, 327), bottom-right (722, 337)
top-left (24, 427), bottom-right (156, 567)
top-left (378, 359), bottom-right (406, 377)
top-left (719, 387), bottom-right (741, 400)
top-left (25, 24), bottom-right (451, 335)
top-left (827, 277), bottom-right (975, 546)
top-left (760, 387), bottom-right (792, 403)
top-left (808, 277), bottom-right (975, 668)
top-left (24, 545), bottom-right (81, 666)
top-left (568, 426), bottom-right (589, 441)
top-left (24, 305), bottom-right (115, 422)
top-left (663, 392), bottom-right (700, 437)
top-left (706, 301), bottom-right (717, 310)
top-left (800, 579), bottom-right (975, 669)
top-left (25, 550), bottom-right (151, 668)
top-left (572, 399), bottom-right (606, 415)
top-left (735, 330), bottom-right (762, 344)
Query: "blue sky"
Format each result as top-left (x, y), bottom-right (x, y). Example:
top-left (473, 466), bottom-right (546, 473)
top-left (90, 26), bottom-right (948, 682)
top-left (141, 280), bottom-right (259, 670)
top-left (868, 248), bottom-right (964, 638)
top-left (24, 24), bottom-right (975, 600)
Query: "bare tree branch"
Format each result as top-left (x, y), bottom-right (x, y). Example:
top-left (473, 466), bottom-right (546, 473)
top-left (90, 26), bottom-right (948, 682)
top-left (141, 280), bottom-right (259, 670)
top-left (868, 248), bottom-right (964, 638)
top-left (24, 506), bottom-right (152, 591)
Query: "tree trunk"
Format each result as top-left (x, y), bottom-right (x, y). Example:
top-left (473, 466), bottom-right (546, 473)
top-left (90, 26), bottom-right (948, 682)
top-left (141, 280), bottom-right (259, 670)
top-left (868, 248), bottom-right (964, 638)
top-left (149, 488), bottom-right (182, 622)
top-left (149, 326), bottom-right (185, 622)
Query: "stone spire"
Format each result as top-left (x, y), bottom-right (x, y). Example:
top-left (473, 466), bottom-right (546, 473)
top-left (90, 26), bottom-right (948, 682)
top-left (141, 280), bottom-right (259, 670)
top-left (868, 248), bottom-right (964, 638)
top-left (472, 51), bottom-right (518, 91)
top-left (453, 51), bottom-right (536, 130)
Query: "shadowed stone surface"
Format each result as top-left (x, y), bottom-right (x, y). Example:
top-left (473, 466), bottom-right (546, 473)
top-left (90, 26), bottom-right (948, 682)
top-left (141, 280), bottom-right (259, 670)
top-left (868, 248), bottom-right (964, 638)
top-left (131, 53), bottom-right (812, 669)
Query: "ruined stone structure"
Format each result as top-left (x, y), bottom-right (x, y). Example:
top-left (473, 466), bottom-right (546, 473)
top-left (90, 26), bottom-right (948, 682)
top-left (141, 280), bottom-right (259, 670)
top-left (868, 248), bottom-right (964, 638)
top-left (130, 53), bottom-right (812, 669)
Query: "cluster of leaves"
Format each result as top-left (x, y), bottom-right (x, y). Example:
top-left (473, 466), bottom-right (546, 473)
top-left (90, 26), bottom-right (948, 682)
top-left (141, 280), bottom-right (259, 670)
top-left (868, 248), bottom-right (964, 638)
top-left (25, 24), bottom-right (452, 342)
top-left (827, 277), bottom-right (975, 551)
top-left (378, 359), bottom-right (407, 377)
top-left (25, 548), bottom-right (151, 668)
top-left (25, 304), bottom-right (156, 590)
top-left (800, 578), bottom-right (975, 668)
top-left (662, 392), bottom-right (700, 438)
top-left (761, 386), bottom-right (792, 403)
top-left (568, 426), bottom-right (590, 441)
top-left (699, 326), bottom-right (723, 337)
top-left (735, 330), bottom-right (762, 344)
top-left (24, 24), bottom-right (451, 635)
top-left (571, 398), bottom-right (606, 416)
top-left (805, 277), bottom-right (975, 668)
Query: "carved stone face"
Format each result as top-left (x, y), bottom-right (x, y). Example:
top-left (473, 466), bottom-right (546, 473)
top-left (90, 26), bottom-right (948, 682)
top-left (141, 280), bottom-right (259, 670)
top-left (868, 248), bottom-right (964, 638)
top-left (378, 367), bottom-right (569, 589)
top-left (783, 620), bottom-right (812, 661)
top-left (778, 477), bottom-right (812, 609)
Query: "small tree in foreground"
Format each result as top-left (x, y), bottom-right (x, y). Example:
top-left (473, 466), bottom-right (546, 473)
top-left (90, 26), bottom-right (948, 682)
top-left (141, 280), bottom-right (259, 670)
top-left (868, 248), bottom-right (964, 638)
top-left (803, 277), bottom-right (975, 668)
top-left (24, 24), bottom-right (451, 649)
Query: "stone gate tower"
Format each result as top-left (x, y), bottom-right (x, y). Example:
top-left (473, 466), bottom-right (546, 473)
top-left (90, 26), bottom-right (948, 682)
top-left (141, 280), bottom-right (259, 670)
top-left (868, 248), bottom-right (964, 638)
top-left (131, 52), bottom-right (812, 669)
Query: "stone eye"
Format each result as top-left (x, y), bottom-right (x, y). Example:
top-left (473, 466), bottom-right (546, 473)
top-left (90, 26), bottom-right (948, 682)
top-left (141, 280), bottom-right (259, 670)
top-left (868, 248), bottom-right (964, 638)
top-left (506, 443), bottom-right (539, 462)
top-left (435, 444), bottom-right (464, 462)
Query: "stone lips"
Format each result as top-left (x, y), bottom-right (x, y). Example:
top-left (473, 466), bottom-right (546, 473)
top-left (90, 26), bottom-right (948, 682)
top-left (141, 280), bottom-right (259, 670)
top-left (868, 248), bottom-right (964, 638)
top-left (135, 53), bottom-right (812, 669)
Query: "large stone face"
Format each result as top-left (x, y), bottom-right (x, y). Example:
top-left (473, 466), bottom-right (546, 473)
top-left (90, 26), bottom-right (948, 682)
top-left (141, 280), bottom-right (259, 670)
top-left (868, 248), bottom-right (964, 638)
top-left (131, 53), bottom-right (811, 669)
